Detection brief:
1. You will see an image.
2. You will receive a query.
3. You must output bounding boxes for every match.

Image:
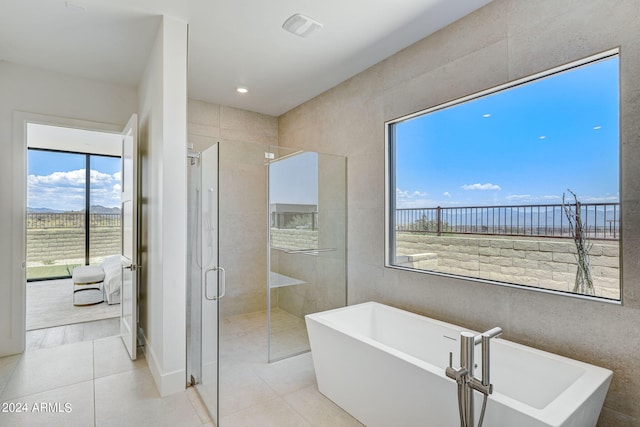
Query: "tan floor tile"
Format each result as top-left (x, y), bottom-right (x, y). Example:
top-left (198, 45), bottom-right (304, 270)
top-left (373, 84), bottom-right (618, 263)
top-left (220, 398), bottom-right (312, 427)
top-left (93, 336), bottom-right (146, 379)
top-left (220, 379), bottom-right (279, 415)
top-left (1, 341), bottom-right (94, 400)
top-left (211, 309), bottom-right (359, 427)
top-left (0, 380), bottom-right (94, 427)
top-left (257, 353), bottom-right (317, 395)
top-left (0, 354), bottom-right (21, 397)
top-left (284, 385), bottom-right (364, 427)
top-left (94, 367), bottom-right (201, 427)
top-left (185, 386), bottom-right (214, 425)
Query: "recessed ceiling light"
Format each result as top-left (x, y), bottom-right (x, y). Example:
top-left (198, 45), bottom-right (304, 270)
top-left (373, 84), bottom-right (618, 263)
top-left (236, 87), bottom-right (248, 94)
top-left (282, 14), bottom-right (323, 38)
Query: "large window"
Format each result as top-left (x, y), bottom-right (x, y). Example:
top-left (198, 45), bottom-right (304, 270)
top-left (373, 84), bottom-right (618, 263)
top-left (386, 50), bottom-right (620, 301)
top-left (27, 148), bottom-right (121, 280)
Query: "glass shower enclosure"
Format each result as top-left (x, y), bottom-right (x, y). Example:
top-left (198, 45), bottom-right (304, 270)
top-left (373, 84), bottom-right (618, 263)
top-left (187, 139), bottom-right (346, 424)
top-left (268, 150), bottom-right (347, 361)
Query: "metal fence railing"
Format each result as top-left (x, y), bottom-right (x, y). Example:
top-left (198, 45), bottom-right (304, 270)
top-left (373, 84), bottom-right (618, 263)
top-left (396, 203), bottom-right (620, 240)
top-left (27, 212), bottom-right (121, 229)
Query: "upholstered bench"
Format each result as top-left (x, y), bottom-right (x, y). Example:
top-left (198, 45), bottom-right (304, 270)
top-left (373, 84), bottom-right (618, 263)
top-left (71, 265), bottom-right (105, 306)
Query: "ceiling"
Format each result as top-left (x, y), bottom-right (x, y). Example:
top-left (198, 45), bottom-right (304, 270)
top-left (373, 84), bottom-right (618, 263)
top-left (0, 0), bottom-right (493, 116)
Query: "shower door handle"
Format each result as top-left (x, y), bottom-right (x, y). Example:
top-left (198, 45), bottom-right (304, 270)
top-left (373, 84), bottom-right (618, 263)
top-left (204, 266), bottom-right (226, 301)
top-left (216, 266), bottom-right (226, 299)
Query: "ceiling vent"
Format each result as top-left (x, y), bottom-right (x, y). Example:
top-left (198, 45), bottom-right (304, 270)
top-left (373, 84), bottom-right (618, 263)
top-left (282, 14), bottom-right (323, 38)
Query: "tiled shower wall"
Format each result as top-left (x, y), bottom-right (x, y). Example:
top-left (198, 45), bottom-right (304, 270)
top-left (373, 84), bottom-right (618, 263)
top-left (187, 100), bottom-right (277, 317)
top-left (278, 1), bottom-right (640, 425)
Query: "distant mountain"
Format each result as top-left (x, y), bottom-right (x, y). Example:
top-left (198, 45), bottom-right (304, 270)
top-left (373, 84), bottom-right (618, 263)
top-left (27, 207), bottom-right (65, 213)
top-left (27, 205), bottom-right (121, 214)
top-left (90, 205), bottom-right (121, 214)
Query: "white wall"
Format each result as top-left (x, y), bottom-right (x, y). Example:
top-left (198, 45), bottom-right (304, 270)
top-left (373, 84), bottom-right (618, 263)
top-left (279, 1), bottom-right (640, 425)
top-left (137, 15), bottom-right (188, 396)
top-left (1, 13), bottom-right (189, 398)
top-left (0, 61), bottom-right (137, 357)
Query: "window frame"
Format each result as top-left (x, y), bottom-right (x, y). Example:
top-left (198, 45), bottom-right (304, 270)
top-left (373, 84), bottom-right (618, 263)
top-left (384, 48), bottom-right (621, 303)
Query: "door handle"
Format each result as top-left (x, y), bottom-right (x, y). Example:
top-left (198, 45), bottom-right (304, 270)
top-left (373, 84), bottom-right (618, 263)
top-left (204, 266), bottom-right (226, 301)
top-left (124, 264), bottom-right (142, 271)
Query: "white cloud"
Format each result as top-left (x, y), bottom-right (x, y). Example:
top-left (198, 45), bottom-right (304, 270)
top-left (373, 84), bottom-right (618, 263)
top-left (396, 188), bottom-right (427, 199)
top-left (461, 183), bottom-right (501, 191)
top-left (28, 169), bottom-right (86, 187)
top-left (395, 188), bottom-right (436, 209)
top-left (89, 169), bottom-right (115, 184)
top-left (505, 194), bottom-right (532, 201)
top-left (28, 169), bottom-right (121, 211)
top-left (443, 192), bottom-right (451, 197)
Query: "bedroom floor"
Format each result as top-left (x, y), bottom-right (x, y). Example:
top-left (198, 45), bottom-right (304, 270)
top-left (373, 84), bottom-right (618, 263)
top-left (0, 322), bottom-right (212, 427)
top-left (26, 279), bottom-right (120, 330)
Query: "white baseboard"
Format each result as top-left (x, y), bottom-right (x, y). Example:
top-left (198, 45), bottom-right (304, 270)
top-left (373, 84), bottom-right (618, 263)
top-left (139, 329), bottom-right (186, 396)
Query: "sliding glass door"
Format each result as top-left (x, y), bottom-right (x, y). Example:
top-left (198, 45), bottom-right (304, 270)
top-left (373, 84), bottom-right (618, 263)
top-left (26, 148), bottom-right (121, 280)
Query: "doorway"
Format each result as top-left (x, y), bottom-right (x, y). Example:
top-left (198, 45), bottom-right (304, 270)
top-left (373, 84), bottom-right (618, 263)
top-left (26, 123), bottom-right (122, 331)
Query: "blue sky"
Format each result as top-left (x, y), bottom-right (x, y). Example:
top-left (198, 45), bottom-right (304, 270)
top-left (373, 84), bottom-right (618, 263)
top-left (29, 147), bottom-right (319, 212)
top-left (394, 55), bottom-right (619, 209)
top-left (269, 151), bottom-right (318, 206)
top-left (27, 150), bottom-right (121, 211)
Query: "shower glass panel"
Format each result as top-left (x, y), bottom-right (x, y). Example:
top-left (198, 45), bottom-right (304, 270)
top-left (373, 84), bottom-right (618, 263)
top-left (268, 149), bottom-right (347, 361)
top-left (188, 138), bottom-right (347, 424)
top-left (216, 140), bottom-right (270, 422)
top-left (187, 144), bottom-right (219, 424)
top-left (194, 139), bottom-right (273, 423)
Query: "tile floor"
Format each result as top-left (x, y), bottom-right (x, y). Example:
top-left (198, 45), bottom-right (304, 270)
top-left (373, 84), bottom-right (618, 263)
top-left (0, 322), bottom-right (212, 427)
top-left (1, 310), bottom-right (362, 427)
top-left (25, 318), bottom-right (119, 351)
top-left (214, 310), bottom-right (363, 427)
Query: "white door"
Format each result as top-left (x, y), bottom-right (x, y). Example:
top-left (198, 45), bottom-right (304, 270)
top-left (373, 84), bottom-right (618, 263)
top-left (120, 114), bottom-right (138, 360)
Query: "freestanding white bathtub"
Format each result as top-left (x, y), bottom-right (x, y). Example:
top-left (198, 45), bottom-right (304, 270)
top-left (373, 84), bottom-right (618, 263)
top-left (306, 302), bottom-right (612, 427)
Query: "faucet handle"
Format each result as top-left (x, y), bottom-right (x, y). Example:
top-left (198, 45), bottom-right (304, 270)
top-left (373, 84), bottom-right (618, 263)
top-left (445, 352), bottom-right (467, 385)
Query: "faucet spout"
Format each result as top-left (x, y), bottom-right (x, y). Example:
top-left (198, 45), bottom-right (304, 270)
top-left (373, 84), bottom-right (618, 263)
top-left (482, 327), bottom-right (503, 340)
top-left (470, 327), bottom-right (502, 395)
